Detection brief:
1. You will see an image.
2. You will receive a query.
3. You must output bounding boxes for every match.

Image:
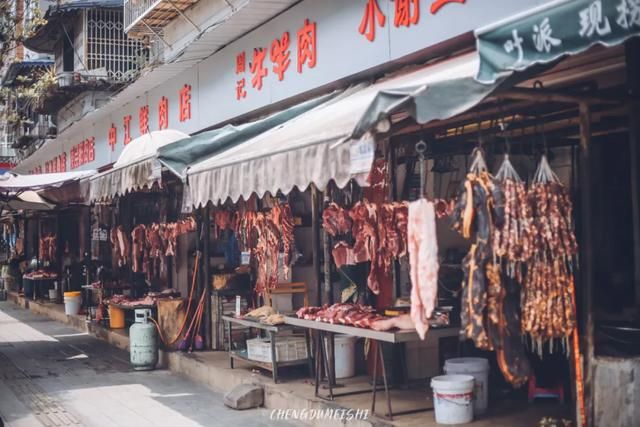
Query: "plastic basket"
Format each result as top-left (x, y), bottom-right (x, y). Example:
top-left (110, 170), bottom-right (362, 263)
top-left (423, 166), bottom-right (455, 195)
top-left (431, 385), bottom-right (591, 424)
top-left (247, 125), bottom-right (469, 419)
top-left (246, 336), bottom-right (308, 363)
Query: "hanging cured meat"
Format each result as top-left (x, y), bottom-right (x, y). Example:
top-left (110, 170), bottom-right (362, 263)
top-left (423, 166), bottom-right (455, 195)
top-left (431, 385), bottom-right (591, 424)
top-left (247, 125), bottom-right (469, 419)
top-left (38, 235), bottom-right (57, 264)
top-left (521, 155), bottom-right (578, 351)
top-left (407, 199), bottom-right (439, 340)
top-left (131, 225), bottom-right (147, 273)
top-left (322, 203), bottom-right (352, 237)
top-left (452, 150), bottom-right (503, 348)
top-left (350, 201), bottom-right (380, 294)
top-left (229, 202), bottom-right (296, 295)
top-left (280, 203), bottom-right (295, 274)
top-left (110, 218), bottom-right (194, 273)
top-left (493, 155), bottom-right (533, 279)
top-left (111, 225), bottom-right (131, 267)
top-left (451, 148), bottom-right (530, 387)
top-left (322, 200), bottom-right (409, 295)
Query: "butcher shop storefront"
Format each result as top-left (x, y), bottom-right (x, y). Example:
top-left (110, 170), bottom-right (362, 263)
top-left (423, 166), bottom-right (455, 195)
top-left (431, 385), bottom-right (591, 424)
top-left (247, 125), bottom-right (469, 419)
top-left (0, 171), bottom-right (95, 304)
top-left (7, 0), bottom-right (640, 425)
top-left (155, 2), bottom-right (638, 427)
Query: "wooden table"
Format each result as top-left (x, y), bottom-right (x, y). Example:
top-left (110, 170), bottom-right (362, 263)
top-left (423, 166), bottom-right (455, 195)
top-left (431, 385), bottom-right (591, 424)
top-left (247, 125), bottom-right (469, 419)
top-left (284, 316), bottom-right (459, 420)
top-left (222, 315), bottom-right (312, 383)
top-left (108, 303), bottom-right (156, 327)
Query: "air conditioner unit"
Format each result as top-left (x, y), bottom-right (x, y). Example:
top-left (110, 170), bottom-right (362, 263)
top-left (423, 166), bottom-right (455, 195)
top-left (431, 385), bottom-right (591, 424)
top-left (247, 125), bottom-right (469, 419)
top-left (57, 72), bottom-right (74, 87)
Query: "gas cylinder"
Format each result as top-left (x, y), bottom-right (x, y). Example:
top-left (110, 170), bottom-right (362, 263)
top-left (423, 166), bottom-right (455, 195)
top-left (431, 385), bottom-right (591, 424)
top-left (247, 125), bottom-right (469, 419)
top-left (129, 309), bottom-right (158, 370)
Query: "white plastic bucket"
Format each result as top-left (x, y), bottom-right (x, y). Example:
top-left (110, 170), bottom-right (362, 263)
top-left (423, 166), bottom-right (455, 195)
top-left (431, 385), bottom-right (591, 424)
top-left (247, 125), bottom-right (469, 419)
top-left (64, 295), bottom-right (81, 315)
top-left (431, 374), bottom-right (475, 425)
top-left (445, 357), bottom-right (489, 415)
top-left (48, 289), bottom-right (57, 301)
top-left (324, 334), bottom-right (357, 379)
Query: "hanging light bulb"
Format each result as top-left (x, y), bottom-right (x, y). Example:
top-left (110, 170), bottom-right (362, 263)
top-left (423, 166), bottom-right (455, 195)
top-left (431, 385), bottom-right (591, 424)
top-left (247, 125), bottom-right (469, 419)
top-left (375, 118), bottom-right (391, 134)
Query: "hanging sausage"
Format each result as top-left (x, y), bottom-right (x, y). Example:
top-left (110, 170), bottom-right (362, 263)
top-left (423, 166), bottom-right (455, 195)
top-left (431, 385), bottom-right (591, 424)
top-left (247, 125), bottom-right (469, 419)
top-left (493, 154), bottom-right (533, 280)
top-left (521, 155), bottom-right (578, 353)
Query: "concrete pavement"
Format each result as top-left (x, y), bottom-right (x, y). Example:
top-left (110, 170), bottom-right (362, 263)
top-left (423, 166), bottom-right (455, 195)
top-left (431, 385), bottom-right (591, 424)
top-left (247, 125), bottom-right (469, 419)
top-left (0, 301), bottom-right (286, 427)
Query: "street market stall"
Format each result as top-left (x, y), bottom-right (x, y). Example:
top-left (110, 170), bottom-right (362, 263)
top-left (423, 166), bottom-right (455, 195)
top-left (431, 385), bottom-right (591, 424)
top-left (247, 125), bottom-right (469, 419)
top-left (0, 171), bottom-right (95, 303)
top-left (87, 130), bottom-right (202, 335)
top-left (166, 3), bottom-right (640, 421)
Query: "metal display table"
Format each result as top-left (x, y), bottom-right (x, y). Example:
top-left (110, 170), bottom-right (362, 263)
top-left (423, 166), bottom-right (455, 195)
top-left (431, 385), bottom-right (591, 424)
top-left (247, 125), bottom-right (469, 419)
top-left (284, 316), bottom-right (459, 420)
top-left (23, 276), bottom-right (57, 301)
top-left (222, 315), bottom-right (312, 383)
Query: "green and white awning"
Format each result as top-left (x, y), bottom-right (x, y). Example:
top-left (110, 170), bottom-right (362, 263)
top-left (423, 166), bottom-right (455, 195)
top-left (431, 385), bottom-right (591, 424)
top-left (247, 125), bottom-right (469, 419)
top-left (476, 0), bottom-right (640, 83)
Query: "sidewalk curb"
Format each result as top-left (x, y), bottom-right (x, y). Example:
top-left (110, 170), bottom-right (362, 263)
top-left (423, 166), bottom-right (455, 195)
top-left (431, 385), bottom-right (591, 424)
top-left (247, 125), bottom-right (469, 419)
top-left (6, 292), bottom-right (390, 427)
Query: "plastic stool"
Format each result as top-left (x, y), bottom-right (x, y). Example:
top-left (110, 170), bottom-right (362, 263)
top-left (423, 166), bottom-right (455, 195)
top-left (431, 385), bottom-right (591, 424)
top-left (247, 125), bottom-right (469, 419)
top-left (528, 375), bottom-right (565, 403)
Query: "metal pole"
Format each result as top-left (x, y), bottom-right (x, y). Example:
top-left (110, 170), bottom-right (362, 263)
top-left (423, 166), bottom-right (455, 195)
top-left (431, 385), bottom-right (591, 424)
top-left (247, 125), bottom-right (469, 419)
top-left (322, 189), bottom-right (332, 306)
top-left (311, 185), bottom-right (322, 307)
top-left (625, 39), bottom-right (640, 308)
top-left (203, 203), bottom-right (212, 350)
top-left (388, 140), bottom-right (400, 299)
top-left (322, 185), bottom-right (336, 387)
top-left (578, 102), bottom-right (593, 427)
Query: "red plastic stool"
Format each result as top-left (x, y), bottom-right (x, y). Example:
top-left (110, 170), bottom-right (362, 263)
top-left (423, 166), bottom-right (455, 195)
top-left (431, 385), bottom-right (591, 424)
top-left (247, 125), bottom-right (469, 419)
top-left (528, 375), bottom-right (565, 403)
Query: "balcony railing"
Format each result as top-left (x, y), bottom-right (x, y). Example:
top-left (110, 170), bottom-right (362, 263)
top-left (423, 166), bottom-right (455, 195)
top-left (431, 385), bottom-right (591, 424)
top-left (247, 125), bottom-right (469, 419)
top-left (124, 0), bottom-right (198, 38)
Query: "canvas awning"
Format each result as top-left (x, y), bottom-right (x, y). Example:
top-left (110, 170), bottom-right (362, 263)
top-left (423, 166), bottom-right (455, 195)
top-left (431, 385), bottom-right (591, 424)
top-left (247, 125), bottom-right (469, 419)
top-left (0, 191), bottom-right (55, 212)
top-left (158, 92), bottom-right (340, 179)
top-left (89, 129), bottom-right (189, 201)
top-left (186, 52), bottom-right (506, 207)
top-left (475, 0), bottom-right (640, 83)
top-left (0, 171), bottom-right (95, 191)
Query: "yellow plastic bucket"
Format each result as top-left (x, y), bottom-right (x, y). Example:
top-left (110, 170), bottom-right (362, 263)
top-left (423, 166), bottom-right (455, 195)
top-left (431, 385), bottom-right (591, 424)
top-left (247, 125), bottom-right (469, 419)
top-left (109, 305), bottom-right (125, 329)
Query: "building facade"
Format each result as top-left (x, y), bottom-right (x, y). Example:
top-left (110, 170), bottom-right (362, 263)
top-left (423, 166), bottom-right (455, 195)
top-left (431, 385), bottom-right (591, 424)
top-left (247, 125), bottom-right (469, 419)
top-left (14, 0), bottom-right (558, 175)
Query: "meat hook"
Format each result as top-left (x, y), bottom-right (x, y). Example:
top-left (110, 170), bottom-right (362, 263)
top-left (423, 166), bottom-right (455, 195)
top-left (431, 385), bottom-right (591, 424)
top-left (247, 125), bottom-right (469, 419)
top-left (415, 140), bottom-right (427, 197)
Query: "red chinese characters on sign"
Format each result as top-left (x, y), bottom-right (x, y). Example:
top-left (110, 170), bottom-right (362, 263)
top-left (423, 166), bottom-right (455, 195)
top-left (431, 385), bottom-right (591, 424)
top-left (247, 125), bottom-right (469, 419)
top-left (108, 124), bottom-right (117, 151)
top-left (430, 0), bottom-right (466, 14)
top-left (123, 115), bottom-right (132, 145)
top-left (158, 97), bottom-right (169, 130)
top-left (270, 32), bottom-right (291, 81)
top-left (358, 0), bottom-right (467, 41)
top-left (70, 138), bottom-right (95, 169)
top-left (359, 0), bottom-right (386, 42)
top-left (179, 84), bottom-right (191, 122)
top-left (297, 19), bottom-right (317, 73)
top-left (394, 0), bottom-right (419, 27)
top-left (236, 52), bottom-right (246, 74)
top-left (139, 105), bottom-right (149, 134)
top-left (236, 51), bottom-right (247, 100)
top-left (250, 48), bottom-right (268, 90)
top-left (45, 154), bottom-right (66, 173)
top-left (59, 153), bottom-right (67, 172)
top-left (236, 78), bottom-right (247, 100)
top-left (234, 19), bottom-right (318, 99)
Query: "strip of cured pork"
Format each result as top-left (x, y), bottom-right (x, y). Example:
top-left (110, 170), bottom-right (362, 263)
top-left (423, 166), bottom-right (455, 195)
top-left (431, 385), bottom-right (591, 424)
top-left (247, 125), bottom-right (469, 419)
top-left (407, 199), bottom-right (439, 340)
